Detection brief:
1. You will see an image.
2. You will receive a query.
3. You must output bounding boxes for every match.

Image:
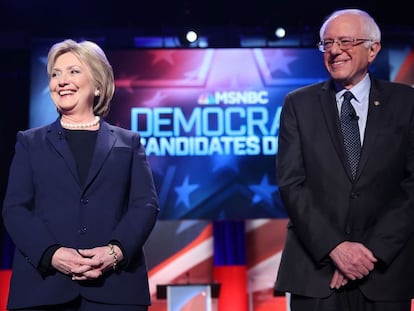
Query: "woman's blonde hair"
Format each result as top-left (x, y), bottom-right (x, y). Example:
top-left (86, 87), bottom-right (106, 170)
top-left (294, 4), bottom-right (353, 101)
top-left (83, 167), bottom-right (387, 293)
top-left (47, 39), bottom-right (115, 117)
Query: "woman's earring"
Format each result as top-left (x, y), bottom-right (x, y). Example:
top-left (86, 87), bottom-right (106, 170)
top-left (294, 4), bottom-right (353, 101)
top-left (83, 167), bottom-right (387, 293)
top-left (95, 90), bottom-right (100, 96)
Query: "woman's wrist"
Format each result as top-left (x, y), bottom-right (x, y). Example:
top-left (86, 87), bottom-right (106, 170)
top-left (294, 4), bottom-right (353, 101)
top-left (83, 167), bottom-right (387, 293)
top-left (107, 243), bottom-right (118, 270)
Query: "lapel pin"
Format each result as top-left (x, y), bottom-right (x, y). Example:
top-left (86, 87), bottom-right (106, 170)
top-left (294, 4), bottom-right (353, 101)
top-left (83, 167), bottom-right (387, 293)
top-left (374, 100), bottom-right (380, 106)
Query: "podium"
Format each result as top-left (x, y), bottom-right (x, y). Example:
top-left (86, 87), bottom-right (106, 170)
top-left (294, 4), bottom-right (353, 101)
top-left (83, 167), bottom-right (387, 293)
top-left (157, 283), bottom-right (220, 311)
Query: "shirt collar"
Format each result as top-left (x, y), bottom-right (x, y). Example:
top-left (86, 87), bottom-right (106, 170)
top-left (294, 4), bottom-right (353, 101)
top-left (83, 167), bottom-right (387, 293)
top-left (335, 73), bottom-right (371, 104)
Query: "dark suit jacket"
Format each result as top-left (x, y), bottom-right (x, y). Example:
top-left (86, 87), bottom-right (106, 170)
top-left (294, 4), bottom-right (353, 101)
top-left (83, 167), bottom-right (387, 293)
top-left (2, 119), bottom-right (159, 309)
top-left (275, 76), bottom-right (414, 301)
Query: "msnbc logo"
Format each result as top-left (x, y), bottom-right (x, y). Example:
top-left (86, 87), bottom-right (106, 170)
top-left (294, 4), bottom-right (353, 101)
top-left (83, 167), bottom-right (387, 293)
top-left (198, 90), bottom-right (269, 105)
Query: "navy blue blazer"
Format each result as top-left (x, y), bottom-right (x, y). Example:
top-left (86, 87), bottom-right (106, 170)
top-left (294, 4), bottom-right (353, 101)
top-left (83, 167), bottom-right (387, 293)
top-left (275, 76), bottom-right (414, 301)
top-left (2, 119), bottom-right (159, 309)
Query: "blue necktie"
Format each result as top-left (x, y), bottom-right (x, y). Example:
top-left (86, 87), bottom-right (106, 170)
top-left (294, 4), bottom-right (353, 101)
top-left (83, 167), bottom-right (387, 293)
top-left (340, 91), bottom-right (361, 178)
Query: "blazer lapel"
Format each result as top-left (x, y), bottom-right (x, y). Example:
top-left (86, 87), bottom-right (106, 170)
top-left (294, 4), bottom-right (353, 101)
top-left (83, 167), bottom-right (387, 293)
top-left (46, 119), bottom-right (80, 184)
top-left (84, 121), bottom-right (116, 188)
top-left (355, 78), bottom-right (388, 179)
top-left (319, 81), bottom-right (353, 179)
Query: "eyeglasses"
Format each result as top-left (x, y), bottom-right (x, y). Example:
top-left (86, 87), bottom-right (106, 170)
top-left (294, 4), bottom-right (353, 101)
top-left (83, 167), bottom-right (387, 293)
top-left (317, 37), bottom-right (374, 52)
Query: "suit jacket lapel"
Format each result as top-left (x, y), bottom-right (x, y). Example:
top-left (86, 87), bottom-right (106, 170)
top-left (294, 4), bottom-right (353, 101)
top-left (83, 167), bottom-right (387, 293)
top-left (356, 78), bottom-right (387, 179)
top-left (47, 119), bottom-right (117, 189)
top-left (319, 80), bottom-right (353, 179)
top-left (84, 121), bottom-right (116, 188)
top-left (46, 119), bottom-right (80, 184)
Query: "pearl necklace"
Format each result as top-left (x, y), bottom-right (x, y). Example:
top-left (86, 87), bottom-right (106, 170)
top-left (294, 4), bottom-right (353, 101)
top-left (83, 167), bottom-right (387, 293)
top-left (60, 116), bottom-right (100, 129)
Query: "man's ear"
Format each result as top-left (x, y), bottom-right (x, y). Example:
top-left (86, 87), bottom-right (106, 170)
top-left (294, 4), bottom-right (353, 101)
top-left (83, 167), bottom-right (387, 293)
top-left (368, 41), bottom-right (381, 63)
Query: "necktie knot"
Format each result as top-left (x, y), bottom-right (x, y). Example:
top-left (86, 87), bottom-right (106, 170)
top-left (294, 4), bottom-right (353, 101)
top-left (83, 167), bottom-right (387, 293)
top-left (343, 91), bottom-right (354, 103)
top-left (341, 91), bottom-right (357, 121)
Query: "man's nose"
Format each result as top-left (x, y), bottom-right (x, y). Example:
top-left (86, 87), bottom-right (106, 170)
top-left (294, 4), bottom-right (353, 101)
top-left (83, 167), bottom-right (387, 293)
top-left (329, 40), bottom-right (343, 53)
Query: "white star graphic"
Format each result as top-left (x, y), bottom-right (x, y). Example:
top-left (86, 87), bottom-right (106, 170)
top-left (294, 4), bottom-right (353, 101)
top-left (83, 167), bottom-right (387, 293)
top-left (249, 175), bottom-right (278, 206)
top-left (174, 176), bottom-right (199, 208)
top-left (268, 50), bottom-right (297, 75)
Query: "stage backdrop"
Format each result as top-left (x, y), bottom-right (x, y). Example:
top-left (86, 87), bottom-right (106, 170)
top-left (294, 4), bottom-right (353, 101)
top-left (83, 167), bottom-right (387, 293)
top-left (0, 41), bottom-right (410, 311)
top-left (28, 44), bottom-right (397, 220)
top-left (29, 45), bottom-right (333, 219)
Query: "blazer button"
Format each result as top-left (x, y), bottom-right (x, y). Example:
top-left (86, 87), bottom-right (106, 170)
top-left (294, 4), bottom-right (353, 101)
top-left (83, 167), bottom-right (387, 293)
top-left (80, 197), bottom-right (89, 205)
top-left (78, 227), bottom-right (88, 235)
top-left (350, 192), bottom-right (359, 199)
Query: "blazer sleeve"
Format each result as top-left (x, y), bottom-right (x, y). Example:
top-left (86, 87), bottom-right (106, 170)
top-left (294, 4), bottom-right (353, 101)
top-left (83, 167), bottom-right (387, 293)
top-left (363, 83), bottom-right (414, 266)
top-left (276, 92), bottom-right (345, 264)
top-left (109, 131), bottom-right (159, 267)
top-left (2, 130), bottom-right (61, 270)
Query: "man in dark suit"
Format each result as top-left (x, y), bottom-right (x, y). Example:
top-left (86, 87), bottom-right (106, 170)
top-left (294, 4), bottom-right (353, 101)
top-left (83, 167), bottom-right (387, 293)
top-left (275, 9), bottom-right (414, 311)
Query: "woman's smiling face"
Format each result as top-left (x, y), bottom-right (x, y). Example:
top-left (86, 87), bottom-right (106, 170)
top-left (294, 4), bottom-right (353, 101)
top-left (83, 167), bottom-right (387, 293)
top-left (49, 52), bottom-right (96, 116)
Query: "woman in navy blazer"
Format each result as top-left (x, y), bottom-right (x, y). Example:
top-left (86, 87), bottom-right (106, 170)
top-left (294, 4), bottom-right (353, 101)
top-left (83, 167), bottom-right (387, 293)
top-left (2, 39), bottom-right (159, 311)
